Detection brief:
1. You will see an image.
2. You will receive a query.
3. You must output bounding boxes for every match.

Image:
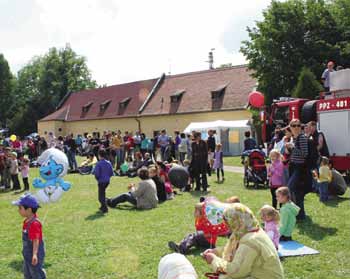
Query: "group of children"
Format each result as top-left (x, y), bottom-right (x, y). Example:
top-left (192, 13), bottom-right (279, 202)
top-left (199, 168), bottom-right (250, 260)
top-left (267, 148), bottom-right (332, 206)
top-left (168, 185), bottom-right (300, 255)
top-left (0, 145), bottom-right (30, 192)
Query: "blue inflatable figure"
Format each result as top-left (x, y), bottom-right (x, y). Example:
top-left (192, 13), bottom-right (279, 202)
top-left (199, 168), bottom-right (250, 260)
top-left (33, 148), bottom-right (71, 204)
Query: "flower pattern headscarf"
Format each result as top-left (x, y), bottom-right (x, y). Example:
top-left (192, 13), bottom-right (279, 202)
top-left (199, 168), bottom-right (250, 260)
top-left (222, 203), bottom-right (260, 262)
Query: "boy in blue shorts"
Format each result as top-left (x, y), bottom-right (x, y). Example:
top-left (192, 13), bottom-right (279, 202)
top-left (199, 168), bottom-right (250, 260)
top-left (13, 193), bottom-right (46, 279)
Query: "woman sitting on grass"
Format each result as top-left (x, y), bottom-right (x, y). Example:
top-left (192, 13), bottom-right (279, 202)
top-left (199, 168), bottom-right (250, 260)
top-left (107, 168), bottom-right (158, 209)
top-left (202, 203), bottom-right (284, 279)
top-left (78, 153), bottom-right (97, 175)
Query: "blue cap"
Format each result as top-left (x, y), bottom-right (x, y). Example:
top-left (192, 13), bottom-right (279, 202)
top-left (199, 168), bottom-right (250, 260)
top-left (12, 193), bottom-right (40, 208)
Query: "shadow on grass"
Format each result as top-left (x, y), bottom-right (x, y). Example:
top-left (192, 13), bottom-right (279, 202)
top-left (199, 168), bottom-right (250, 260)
top-left (325, 196), bottom-right (350, 208)
top-left (0, 188), bottom-right (13, 194)
top-left (9, 259), bottom-right (52, 272)
top-left (297, 216), bottom-right (337, 240)
top-left (85, 211), bottom-right (106, 221)
top-left (189, 190), bottom-right (212, 200)
top-left (113, 204), bottom-right (138, 211)
top-left (13, 190), bottom-right (26, 195)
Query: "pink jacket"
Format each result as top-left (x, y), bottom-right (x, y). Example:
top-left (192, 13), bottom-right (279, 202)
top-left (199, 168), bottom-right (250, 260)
top-left (264, 220), bottom-right (280, 249)
top-left (267, 160), bottom-right (284, 188)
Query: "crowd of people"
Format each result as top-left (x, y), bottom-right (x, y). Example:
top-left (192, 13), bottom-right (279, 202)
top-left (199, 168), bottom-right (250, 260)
top-left (1, 129), bottom-right (226, 204)
top-left (6, 117), bottom-right (347, 279)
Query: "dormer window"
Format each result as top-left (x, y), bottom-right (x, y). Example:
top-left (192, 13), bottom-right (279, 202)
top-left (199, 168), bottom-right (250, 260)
top-left (118, 97), bottom-right (131, 115)
top-left (100, 99), bottom-right (111, 113)
top-left (170, 90), bottom-right (185, 103)
top-left (211, 85), bottom-right (227, 100)
top-left (82, 101), bottom-right (93, 113)
top-left (119, 97), bottom-right (131, 109)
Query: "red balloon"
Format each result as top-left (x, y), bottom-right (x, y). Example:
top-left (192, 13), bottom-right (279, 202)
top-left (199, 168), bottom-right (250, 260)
top-left (248, 91), bottom-right (265, 108)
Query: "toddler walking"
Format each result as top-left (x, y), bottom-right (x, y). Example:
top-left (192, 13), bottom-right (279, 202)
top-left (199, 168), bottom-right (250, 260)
top-left (267, 149), bottom-right (283, 209)
top-left (213, 144), bottom-right (224, 183)
top-left (21, 158), bottom-right (30, 191)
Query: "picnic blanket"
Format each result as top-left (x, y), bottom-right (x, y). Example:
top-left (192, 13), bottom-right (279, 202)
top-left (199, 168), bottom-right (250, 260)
top-left (278, 241), bottom-right (319, 257)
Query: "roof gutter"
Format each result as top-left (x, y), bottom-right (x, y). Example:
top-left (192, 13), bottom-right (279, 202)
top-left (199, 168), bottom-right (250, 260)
top-left (139, 73), bottom-right (165, 113)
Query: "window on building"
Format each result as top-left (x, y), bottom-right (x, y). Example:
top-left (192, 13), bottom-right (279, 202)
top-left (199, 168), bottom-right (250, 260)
top-left (211, 84), bottom-right (227, 110)
top-left (100, 99), bottom-right (111, 113)
top-left (211, 85), bottom-right (227, 100)
top-left (118, 97), bottom-right (132, 115)
top-left (170, 90), bottom-right (185, 103)
top-left (82, 101), bottom-right (93, 113)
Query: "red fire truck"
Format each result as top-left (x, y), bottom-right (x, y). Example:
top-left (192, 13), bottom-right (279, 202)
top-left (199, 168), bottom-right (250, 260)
top-left (261, 69), bottom-right (350, 173)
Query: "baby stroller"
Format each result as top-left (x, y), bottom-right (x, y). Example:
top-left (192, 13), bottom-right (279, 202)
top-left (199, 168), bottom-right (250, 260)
top-left (241, 149), bottom-right (268, 188)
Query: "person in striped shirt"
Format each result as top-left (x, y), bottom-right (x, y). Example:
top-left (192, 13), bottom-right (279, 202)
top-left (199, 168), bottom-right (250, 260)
top-left (286, 118), bottom-right (311, 221)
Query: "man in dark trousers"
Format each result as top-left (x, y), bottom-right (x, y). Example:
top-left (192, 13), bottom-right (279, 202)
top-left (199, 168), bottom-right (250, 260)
top-left (207, 130), bottom-right (216, 171)
top-left (190, 132), bottom-right (208, 192)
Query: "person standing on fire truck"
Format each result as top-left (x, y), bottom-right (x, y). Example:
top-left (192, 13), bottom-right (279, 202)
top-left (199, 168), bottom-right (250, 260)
top-left (321, 61), bottom-right (335, 92)
top-left (286, 119), bottom-right (312, 221)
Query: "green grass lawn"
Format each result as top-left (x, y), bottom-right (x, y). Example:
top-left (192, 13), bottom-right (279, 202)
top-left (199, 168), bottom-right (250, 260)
top-left (223, 156), bottom-right (242, 167)
top-left (0, 167), bottom-right (349, 279)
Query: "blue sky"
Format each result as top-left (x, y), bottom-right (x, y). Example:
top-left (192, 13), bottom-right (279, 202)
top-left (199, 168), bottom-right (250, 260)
top-left (0, 0), bottom-right (272, 85)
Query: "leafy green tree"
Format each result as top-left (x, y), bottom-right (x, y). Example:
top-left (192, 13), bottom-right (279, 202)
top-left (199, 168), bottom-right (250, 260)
top-left (0, 54), bottom-right (16, 127)
top-left (292, 67), bottom-right (323, 99)
top-left (10, 45), bottom-right (97, 136)
top-left (240, 0), bottom-right (349, 104)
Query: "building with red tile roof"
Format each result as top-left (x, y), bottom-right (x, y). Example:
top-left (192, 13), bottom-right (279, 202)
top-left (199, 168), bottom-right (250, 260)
top-left (38, 65), bottom-right (256, 138)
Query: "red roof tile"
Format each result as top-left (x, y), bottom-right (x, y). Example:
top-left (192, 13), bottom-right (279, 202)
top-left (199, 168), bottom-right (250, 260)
top-left (140, 65), bottom-right (256, 115)
top-left (40, 78), bottom-right (158, 122)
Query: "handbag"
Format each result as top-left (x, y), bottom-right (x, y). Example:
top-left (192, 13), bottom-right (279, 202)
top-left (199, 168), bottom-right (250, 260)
top-left (204, 272), bottom-right (220, 279)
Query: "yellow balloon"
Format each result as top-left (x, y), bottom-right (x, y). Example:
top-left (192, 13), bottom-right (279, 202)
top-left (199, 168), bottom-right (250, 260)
top-left (10, 135), bottom-right (17, 141)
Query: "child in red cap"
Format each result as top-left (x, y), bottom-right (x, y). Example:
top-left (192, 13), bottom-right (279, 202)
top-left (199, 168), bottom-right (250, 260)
top-left (13, 193), bottom-right (46, 279)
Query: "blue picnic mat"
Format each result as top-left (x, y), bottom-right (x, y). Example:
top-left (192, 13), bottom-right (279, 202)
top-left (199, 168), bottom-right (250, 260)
top-left (278, 241), bottom-right (319, 257)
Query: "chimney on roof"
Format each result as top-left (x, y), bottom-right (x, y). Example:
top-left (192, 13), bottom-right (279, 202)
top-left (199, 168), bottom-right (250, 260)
top-left (207, 48), bottom-right (215, 70)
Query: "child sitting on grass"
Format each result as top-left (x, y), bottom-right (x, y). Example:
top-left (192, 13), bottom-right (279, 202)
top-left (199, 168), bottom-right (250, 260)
top-left (78, 153), bottom-right (97, 175)
top-left (13, 193), bottom-right (46, 279)
top-left (276, 187), bottom-right (300, 241)
top-left (260, 205), bottom-right (280, 249)
top-left (314, 156), bottom-right (332, 202)
top-left (168, 196), bottom-right (240, 254)
top-left (149, 165), bottom-right (167, 202)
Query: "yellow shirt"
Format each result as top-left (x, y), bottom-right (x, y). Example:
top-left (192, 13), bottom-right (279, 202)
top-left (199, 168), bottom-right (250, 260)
top-left (111, 136), bottom-right (122, 149)
top-left (80, 157), bottom-right (97, 167)
top-left (210, 229), bottom-right (284, 279)
top-left (318, 165), bottom-right (332, 183)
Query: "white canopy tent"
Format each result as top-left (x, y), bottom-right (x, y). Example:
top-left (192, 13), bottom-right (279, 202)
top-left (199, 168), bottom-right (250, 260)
top-left (184, 120), bottom-right (250, 155)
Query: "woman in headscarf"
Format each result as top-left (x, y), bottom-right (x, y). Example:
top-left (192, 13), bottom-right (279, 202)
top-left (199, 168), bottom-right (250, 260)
top-left (202, 203), bottom-right (284, 279)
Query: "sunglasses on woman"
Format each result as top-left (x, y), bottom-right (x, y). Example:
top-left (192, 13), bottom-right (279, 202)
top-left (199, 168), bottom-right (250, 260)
top-left (290, 124), bottom-right (301, 128)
